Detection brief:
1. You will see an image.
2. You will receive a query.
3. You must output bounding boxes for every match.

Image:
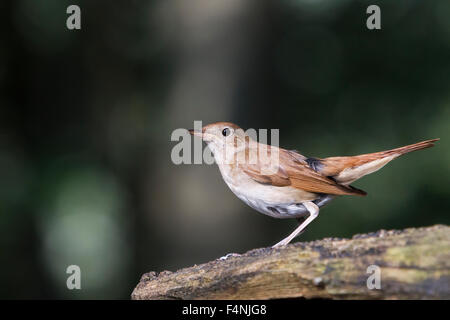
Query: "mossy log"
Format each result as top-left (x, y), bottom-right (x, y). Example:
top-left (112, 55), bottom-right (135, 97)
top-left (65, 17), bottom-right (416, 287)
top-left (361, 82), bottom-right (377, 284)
top-left (132, 225), bottom-right (450, 300)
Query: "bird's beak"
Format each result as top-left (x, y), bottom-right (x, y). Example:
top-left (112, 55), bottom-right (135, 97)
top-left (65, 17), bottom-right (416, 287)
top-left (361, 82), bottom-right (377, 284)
top-left (189, 129), bottom-right (203, 138)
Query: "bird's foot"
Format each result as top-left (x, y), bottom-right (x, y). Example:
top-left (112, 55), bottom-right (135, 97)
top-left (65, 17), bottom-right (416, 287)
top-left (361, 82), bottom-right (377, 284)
top-left (218, 253), bottom-right (241, 260)
top-left (271, 239), bottom-right (290, 248)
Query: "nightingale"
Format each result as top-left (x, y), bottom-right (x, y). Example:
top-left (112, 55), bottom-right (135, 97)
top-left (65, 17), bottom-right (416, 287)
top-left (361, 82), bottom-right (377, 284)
top-left (189, 122), bottom-right (439, 248)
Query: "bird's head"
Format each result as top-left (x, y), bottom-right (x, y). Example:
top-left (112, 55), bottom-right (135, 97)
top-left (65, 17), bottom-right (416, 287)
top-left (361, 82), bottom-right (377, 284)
top-left (189, 122), bottom-right (249, 158)
top-left (189, 122), bottom-right (246, 144)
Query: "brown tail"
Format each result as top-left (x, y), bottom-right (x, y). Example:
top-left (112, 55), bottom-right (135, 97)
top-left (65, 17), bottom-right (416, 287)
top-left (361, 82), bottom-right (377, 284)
top-left (379, 138), bottom-right (440, 156)
top-left (318, 138), bottom-right (439, 186)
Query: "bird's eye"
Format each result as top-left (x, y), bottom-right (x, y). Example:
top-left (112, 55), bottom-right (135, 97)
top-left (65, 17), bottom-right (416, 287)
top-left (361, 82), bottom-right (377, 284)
top-left (222, 128), bottom-right (231, 137)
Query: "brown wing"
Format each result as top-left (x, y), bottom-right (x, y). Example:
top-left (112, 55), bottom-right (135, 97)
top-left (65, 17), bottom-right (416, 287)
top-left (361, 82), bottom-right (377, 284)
top-left (286, 162), bottom-right (366, 196)
top-left (241, 147), bottom-right (366, 196)
top-left (239, 144), bottom-right (291, 187)
top-left (242, 164), bottom-right (291, 187)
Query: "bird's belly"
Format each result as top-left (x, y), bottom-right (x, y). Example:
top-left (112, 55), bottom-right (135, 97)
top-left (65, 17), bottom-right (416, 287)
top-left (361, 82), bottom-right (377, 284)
top-left (220, 166), bottom-right (333, 218)
top-left (232, 192), bottom-right (334, 218)
top-left (227, 182), bottom-right (334, 218)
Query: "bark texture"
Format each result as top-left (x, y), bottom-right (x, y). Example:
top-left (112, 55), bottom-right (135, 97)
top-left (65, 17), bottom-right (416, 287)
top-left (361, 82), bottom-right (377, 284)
top-left (132, 225), bottom-right (450, 300)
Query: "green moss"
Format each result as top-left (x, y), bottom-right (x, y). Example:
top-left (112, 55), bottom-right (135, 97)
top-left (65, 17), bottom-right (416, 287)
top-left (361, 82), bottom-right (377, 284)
top-left (384, 243), bottom-right (450, 268)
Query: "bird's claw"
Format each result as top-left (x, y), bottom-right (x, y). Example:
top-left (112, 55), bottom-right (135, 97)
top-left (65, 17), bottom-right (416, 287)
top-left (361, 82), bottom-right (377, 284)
top-left (272, 241), bottom-right (288, 248)
top-left (218, 253), bottom-right (241, 260)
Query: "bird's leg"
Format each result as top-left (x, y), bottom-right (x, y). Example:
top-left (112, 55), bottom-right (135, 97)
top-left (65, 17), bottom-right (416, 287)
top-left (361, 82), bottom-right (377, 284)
top-left (272, 201), bottom-right (319, 248)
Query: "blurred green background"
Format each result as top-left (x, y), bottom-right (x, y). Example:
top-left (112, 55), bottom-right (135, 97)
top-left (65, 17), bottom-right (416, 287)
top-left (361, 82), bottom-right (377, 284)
top-left (0, 0), bottom-right (449, 299)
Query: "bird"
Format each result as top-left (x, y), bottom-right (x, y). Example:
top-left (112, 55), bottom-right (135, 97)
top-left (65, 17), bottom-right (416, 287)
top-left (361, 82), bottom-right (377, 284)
top-left (188, 122), bottom-right (439, 248)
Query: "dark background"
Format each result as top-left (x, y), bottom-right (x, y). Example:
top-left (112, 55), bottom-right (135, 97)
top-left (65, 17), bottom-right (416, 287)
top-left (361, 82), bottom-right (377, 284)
top-left (0, 0), bottom-right (449, 299)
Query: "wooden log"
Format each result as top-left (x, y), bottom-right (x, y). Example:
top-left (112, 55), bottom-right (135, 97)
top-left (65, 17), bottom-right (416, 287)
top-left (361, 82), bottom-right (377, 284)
top-left (132, 225), bottom-right (450, 300)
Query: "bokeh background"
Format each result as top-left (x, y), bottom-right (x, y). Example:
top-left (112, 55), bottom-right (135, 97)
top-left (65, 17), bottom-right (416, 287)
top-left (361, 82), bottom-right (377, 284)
top-left (1, 0), bottom-right (449, 299)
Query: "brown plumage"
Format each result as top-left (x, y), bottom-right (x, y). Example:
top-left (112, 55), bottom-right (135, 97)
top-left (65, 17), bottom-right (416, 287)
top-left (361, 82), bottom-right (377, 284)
top-left (317, 139), bottom-right (439, 183)
top-left (189, 122), bottom-right (439, 248)
top-left (241, 147), bottom-right (367, 196)
top-left (240, 138), bottom-right (439, 196)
